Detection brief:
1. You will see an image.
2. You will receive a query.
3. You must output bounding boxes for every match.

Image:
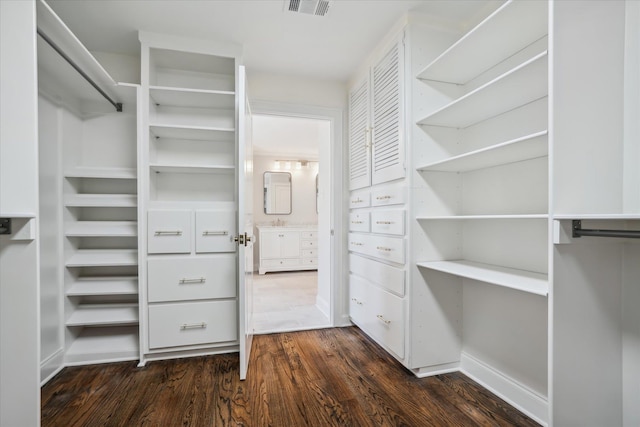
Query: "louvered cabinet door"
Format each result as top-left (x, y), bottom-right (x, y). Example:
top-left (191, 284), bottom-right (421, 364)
top-left (371, 41), bottom-right (404, 185)
top-left (348, 76), bottom-right (371, 190)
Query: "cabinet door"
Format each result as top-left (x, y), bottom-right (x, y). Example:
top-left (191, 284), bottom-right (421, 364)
top-left (280, 231), bottom-right (300, 258)
top-left (348, 75), bottom-right (371, 190)
top-left (371, 40), bottom-right (404, 185)
top-left (260, 231), bottom-right (281, 259)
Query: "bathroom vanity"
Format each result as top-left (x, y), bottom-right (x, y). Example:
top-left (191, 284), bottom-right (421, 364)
top-left (257, 226), bottom-right (318, 274)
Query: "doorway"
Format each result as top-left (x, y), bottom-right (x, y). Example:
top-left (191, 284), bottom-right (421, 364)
top-left (251, 110), bottom-right (332, 334)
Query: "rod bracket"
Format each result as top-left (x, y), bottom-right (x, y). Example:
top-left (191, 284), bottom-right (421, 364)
top-left (572, 220), bottom-right (582, 238)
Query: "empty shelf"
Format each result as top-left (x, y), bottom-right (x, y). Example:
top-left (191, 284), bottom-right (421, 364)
top-left (65, 326), bottom-right (139, 364)
top-left (416, 214), bottom-right (548, 220)
top-left (64, 194), bottom-right (137, 207)
top-left (417, 131), bottom-right (548, 172)
top-left (150, 86), bottom-right (235, 109)
top-left (67, 276), bottom-right (138, 296)
top-left (417, 260), bottom-right (548, 296)
top-left (149, 124), bottom-right (235, 142)
top-left (65, 221), bottom-right (137, 237)
top-left (149, 122), bottom-right (235, 134)
top-left (66, 304), bottom-right (139, 327)
top-left (64, 167), bottom-right (136, 179)
top-left (553, 214), bottom-right (640, 220)
top-left (417, 51), bottom-right (548, 129)
top-left (66, 250), bottom-right (138, 267)
top-left (417, 0), bottom-right (548, 84)
top-left (150, 164), bottom-right (234, 174)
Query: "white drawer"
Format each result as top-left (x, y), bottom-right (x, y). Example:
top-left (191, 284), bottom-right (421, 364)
top-left (301, 239), bottom-right (317, 249)
top-left (148, 210), bottom-right (191, 254)
top-left (349, 274), bottom-right (367, 325)
top-left (302, 249), bottom-right (317, 258)
top-left (195, 210), bottom-right (236, 253)
top-left (368, 284), bottom-right (405, 358)
top-left (365, 234), bottom-right (405, 264)
top-left (301, 231), bottom-right (317, 239)
top-left (261, 258), bottom-right (300, 268)
top-left (371, 186), bottom-right (405, 207)
top-left (148, 255), bottom-right (236, 302)
top-left (349, 192), bottom-right (370, 209)
top-left (349, 253), bottom-right (405, 296)
top-left (301, 258), bottom-right (317, 267)
top-left (348, 233), bottom-right (367, 255)
top-left (371, 210), bottom-right (405, 236)
top-left (148, 300), bottom-right (238, 349)
top-left (349, 211), bottom-right (370, 232)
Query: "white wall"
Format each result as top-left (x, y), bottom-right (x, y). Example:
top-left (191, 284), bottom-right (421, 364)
top-left (0, 1), bottom-right (41, 425)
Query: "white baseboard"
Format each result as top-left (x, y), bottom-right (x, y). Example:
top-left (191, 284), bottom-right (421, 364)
top-left (40, 348), bottom-right (64, 386)
top-left (460, 352), bottom-right (548, 426)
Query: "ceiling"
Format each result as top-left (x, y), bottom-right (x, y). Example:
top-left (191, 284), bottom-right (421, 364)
top-left (46, 0), bottom-right (497, 82)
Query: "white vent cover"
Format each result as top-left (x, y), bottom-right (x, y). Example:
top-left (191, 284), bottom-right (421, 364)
top-left (287, 0), bottom-right (330, 17)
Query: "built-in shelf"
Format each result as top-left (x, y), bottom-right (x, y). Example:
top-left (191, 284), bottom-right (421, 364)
top-left (67, 276), bottom-right (138, 296)
top-left (64, 167), bottom-right (136, 179)
top-left (417, 131), bottom-right (548, 172)
top-left (417, 260), bottom-right (548, 296)
top-left (66, 304), bottom-right (139, 327)
top-left (150, 86), bottom-right (234, 109)
top-left (416, 214), bottom-right (548, 220)
top-left (64, 194), bottom-right (137, 208)
top-left (0, 212), bottom-right (36, 218)
top-left (553, 214), bottom-right (640, 220)
top-left (417, 0), bottom-right (548, 84)
top-left (149, 164), bottom-right (234, 174)
top-left (149, 125), bottom-right (234, 143)
top-left (65, 326), bottom-right (139, 363)
top-left (66, 250), bottom-right (138, 267)
top-left (65, 221), bottom-right (137, 237)
top-left (417, 51), bottom-right (548, 129)
top-left (149, 122), bottom-right (235, 134)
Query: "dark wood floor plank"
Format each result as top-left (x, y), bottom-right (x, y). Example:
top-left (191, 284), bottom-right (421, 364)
top-left (42, 326), bottom-right (540, 427)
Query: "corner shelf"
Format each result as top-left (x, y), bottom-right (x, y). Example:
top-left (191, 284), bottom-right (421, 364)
top-left (416, 131), bottom-right (547, 172)
top-left (65, 250), bottom-right (138, 267)
top-left (67, 276), bottom-right (138, 296)
top-left (417, 260), bottom-right (548, 296)
top-left (417, 0), bottom-right (548, 84)
top-left (417, 51), bottom-right (548, 128)
top-left (65, 304), bottom-right (139, 327)
top-left (65, 221), bottom-right (137, 237)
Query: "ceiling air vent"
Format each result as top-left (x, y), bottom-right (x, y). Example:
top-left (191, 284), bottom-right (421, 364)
top-left (287, 0), bottom-right (330, 17)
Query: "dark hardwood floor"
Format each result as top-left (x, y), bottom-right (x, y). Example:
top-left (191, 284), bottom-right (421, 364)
top-left (41, 327), bottom-right (540, 426)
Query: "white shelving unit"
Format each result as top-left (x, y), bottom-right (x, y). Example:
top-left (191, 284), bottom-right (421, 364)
top-left (67, 276), bottom-right (138, 296)
top-left (65, 221), bottom-right (137, 237)
top-left (65, 304), bottom-right (139, 327)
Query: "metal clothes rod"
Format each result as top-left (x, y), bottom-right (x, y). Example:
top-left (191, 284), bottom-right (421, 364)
top-left (37, 29), bottom-right (122, 112)
top-left (572, 220), bottom-right (640, 239)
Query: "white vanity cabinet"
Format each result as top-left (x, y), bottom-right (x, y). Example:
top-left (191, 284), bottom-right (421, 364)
top-left (257, 226), bottom-right (318, 274)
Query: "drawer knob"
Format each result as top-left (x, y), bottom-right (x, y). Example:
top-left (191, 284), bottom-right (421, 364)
top-left (155, 230), bottom-right (182, 236)
top-left (377, 314), bottom-right (391, 325)
top-left (376, 246), bottom-right (392, 252)
top-left (179, 277), bottom-right (206, 284)
top-left (202, 230), bottom-right (228, 236)
top-left (180, 322), bottom-right (207, 330)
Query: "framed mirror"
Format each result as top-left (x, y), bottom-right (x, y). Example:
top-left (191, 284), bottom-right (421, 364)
top-left (263, 172), bottom-right (292, 215)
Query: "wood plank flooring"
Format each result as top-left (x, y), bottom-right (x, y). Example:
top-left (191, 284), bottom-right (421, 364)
top-left (41, 327), bottom-right (540, 426)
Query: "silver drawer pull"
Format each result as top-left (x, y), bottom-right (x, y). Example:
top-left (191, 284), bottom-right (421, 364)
top-left (351, 221), bottom-right (363, 224)
top-left (179, 277), bottom-right (205, 284)
top-left (350, 242), bottom-right (364, 246)
top-left (202, 230), bottom-right (228, 236)
top-left (376, 246), bottom-right (392, 252)
top-left (352, 198), bottom-right (363, 204)
top-left (351, 297), bottom-right (363, 306)
top-left (376, 221), bottom-right (393, 225)
top-left (155, 230), bottom-right (182, 236)
top-left (377, 314), bottom-right (391, 325)
top-left (180, 322), bottom-right (207, 330)
top-left (376, 195), bottom-right (392, 200)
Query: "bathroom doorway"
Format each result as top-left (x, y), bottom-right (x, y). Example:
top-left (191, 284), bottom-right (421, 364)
top-left (251, 112), bottom-right (332, 333)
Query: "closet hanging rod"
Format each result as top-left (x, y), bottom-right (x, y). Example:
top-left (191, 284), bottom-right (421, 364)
top-left (572, 220), bottom-right (640, 239)
top-left (37, 29), bottom-right (122, 112)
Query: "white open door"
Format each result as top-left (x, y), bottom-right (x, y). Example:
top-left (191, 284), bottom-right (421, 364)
top-left (237, 65), bottom-right (254, 380)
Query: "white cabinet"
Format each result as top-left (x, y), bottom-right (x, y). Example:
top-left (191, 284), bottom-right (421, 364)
top-left (257, 226), bottom-right (318, 274)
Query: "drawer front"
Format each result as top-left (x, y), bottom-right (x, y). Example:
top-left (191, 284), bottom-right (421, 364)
top-left (349, 253), bottom-right (405, 296)
top-left (261, 258), bottom-right (300, 268)
top-left (349, 274), bottom-right (367, 325)
top-left (364, 234), bottom-right (405, 264)
top-left (301, 231), bottom-right (317, 239)
top-left (368, 284), bottom-right (405, 358)
top-left (371, 210), bottom-right (405, 236)
top-left (301, 239), bottom-right (317, 249)
top-left (195, 210), bottom-right (236, 253)
top-left (148, 210), bottom-right (191, 254)
top-left (301, 249), bottom-right (317, 258)
top-left (148, 300), bottom-right (238, 349)
top-left (301, 257), bottom-right (317, 267)
top-left (349, 211), bottom-right (370, 232)
top-left (371, 186), bottom-right (405, 207)
top-left (349, 192), bottom-right (370, 209)
top-left (148, 255), bottom-right (236, 302)
top-left (348, 233), bottom-right (367, 256)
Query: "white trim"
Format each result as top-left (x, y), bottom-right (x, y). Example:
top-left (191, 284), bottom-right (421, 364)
top-left (40, 348), bottom-right (65, 386)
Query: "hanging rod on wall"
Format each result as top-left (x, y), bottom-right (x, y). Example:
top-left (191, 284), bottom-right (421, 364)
top-left (37, 29), bottom-right (122, 113)
top-left (572, 220), bottom-right (640, 239)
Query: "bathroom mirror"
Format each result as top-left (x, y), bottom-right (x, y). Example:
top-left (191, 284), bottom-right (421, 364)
top-left (264, 172), bottom-right (292, 215)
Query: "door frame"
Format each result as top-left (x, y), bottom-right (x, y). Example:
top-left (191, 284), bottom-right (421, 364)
top-left (250, 100), bottom-right (347, 327)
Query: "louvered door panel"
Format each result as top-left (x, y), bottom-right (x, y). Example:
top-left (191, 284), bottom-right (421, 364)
top-left (348, 76), bottom-right (371, 190)
top-left (372, 41), bottom-right (404, 185)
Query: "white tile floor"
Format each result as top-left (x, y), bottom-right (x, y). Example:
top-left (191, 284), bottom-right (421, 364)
top-left (251, 270), bottom-right (331, 334)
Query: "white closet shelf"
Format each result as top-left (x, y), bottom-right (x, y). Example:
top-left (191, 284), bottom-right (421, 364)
top-left (66, 250), bottom-right (138, 267)
top-left (417, 51), bottom-right (548, 128)
top-left (64, 167), bottom-right (136, 179)
top-left (149, 125), bottom-right (234, 142)
top-left (417, 260), bottom-right (548, 296)
top-left (149, 122), bottom-right (235, 134)
top-left (417, 0), bottom-right (548, 84)
top-left (65, 326), bottom-right (139, 363)
top-left (64, 194), bottom-right (137, 208)
top-left (67, 276), bottom-right (138, 296)
top-left (0, 212), bottom-right (36, 218)
top-left (416, 214), bottom-right (548, 220)
top-left (150, 86), bottom-right (235, 109)
top-left (150, 164), bottom-right (234, 174)
top-left (417, 131), bottom-right (548, 172)
top-left (553, 214), bottom-right (640, 220)
top-left (65, 304), bottom-right (139, 327)
top-left (65, 221), bottom-right (138, 237)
